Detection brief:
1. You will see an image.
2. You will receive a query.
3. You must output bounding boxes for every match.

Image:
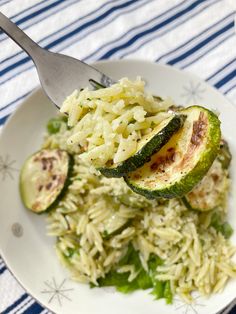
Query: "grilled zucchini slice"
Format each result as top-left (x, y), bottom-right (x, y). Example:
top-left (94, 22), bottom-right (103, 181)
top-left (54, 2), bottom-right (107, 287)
top-left (99, 114), bottom-right (186, 178)
top-left (20, 149), bottom-right (72, 213)
top-left (182, 159), bottom-right (229, 211)
top-left (125, 106), bottom-right (221, 199)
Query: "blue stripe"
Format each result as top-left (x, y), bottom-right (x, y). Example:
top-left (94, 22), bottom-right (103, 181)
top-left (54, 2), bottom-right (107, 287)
top-left (181, 33), bottom-right (233, 69)
top-left (0, 0), bottom-right (52, 41)
top-left (215, 69), bottom-right (236, 89)
top-left (230, 307), bottom-right (236, 314)
top-left (118, 0), bottom-right (220, 60)
top-left (0, 265), bottom-right (6, 274)
top-left (0, 258), bottom-right (5, 268)
top-left (22, 302), bottom-right (44, 314)
top-left (0, 92), bottom-right (31, 112)
top-left (12, 0), bottom-right (70, 25)
top-left (1, 293), bottom-right (28, 314)
top-left (84, 0), bottom-right (190, 61)
top-left (155, 12), bottom-right (234, 63)
top-left (168, 21), bottom-right (234, 65)
top-left (98, 0), bottom-right (206, 59)
top-left (1, 0), bottom-right (149, 69)
top-left (0, 0), bottom-right (139, 84)
top-left (39, 0), bottom-right (151, 60)
top-left (207, 58), bottom-right (236, 81)
top-left (0, 91), bottom-right (31, 125)
top-left (0, 0), bottom-right (127, 66)
top-left (0, 113), bottom-right (10, 125)
top-left (45, 0), bottom-right (141, 50)
top-left (225, 83), bottom-right (236, 94)
top-left (0, 0), bottom-right (11, 5)
top-left (37, 0), bottom-right (137, 50)
top-left (4, 0), bottom-right (54, 21)
top-left (0, 0), bottom-right (79, 43)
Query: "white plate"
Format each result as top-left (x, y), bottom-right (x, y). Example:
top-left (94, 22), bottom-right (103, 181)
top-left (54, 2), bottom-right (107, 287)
top-left (0, 60), bottom-right (236, 314)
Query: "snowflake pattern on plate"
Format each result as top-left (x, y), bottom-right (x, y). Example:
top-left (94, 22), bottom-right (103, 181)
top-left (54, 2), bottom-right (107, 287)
top-left (0, 155), bottom-right (18, 181)
top-left (41, 278), bottom-right (74, 306)
top-left (174, 295), bottom-right (206, 314)
top-left (181, 81), bottom-right (206, 103)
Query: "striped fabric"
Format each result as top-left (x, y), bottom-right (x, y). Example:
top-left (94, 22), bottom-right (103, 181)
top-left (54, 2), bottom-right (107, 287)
top-left (0, 0), bottom-right (235, 313)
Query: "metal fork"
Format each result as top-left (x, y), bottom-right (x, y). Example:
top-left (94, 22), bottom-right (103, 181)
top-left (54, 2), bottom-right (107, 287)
top-left (0, 12), bottom-right (115, 108)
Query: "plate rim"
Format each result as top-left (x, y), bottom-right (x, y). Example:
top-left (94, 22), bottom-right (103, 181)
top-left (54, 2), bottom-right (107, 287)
top-left (0, 59), bottom-right (235, 314)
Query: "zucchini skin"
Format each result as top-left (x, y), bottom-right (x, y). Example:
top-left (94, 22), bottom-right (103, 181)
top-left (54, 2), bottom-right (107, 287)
top-left (181, 196), bottom-right (194, 211)
top-left (125, 107), bottom-right (221, 199)
top-left (99, 114), bottom-right (186, 178)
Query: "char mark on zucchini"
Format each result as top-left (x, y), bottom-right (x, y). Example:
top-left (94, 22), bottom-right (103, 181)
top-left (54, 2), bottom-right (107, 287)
top-left (125, 106), bottom-right (221, 199)
top-left (191, 111), bottom-right (207, 146)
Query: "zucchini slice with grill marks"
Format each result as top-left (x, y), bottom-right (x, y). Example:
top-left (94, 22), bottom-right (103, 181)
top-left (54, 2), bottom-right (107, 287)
top-left (182, 159), bottom-right (229, 211)
top-left (125, 106), bottom-right (221, 199)
top-left (20, 149), bottom-right (72, 213)
top-left (99, 114), bottom-right (186, 178)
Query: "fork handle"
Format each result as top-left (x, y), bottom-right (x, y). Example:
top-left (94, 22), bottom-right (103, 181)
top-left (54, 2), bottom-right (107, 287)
top-left (0, 11), bottom-right (42, 61)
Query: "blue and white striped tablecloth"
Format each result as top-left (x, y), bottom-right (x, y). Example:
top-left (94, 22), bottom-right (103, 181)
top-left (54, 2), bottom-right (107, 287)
top-left (0, 0), bottom-right (235, 313)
